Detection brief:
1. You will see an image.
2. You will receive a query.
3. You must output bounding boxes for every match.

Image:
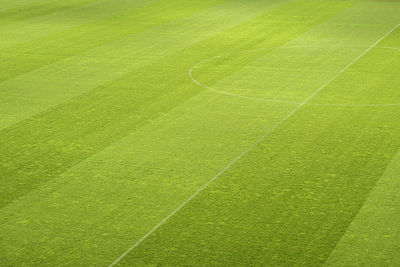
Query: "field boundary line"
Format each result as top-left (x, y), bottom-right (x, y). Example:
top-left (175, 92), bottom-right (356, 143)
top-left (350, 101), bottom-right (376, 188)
top-left (109, 22), bottom-right (400, 266)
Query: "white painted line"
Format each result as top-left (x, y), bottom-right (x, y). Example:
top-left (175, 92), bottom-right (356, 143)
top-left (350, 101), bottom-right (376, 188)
top-left (189, 55), bottom-right (300, 105)
top-left (286, 45), bottom-right (400, 51)
top-left (109, 22), bottom-right (400, 266)
top-left (378, 46), bottom-right (400, 51)
top-left (189, 44), bottom-right (400, 107)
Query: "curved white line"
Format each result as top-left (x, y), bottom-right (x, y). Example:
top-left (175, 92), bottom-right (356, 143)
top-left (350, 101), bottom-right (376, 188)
top-left (189, 46), bottom-right (400, 107)
top-left (189, 56), bottom-right (300, 105)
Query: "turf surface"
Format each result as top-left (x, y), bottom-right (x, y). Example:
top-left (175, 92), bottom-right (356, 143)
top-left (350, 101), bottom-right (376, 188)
top-left (1, 0), bottom-right (400, 265)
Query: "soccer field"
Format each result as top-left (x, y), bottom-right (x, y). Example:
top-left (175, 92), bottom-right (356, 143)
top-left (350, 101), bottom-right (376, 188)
top-left (1, 0), bottom-right (400, 265)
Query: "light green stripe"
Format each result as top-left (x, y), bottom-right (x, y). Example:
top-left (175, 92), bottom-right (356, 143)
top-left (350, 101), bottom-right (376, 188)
top-left (0, 0), bottom-right (104, 27)
top-left (0, 0), bottom-right (159, 49)
top-left (0, 0), bottom-right (50, 11)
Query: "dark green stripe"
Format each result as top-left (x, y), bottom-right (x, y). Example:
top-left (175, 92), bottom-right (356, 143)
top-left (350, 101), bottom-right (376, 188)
top-left (0, 0), bottom-right (103, 27)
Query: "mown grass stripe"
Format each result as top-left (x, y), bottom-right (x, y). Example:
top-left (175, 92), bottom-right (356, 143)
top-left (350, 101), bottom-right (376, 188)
top-left (0, 0), bottom-right (104, 27)
top-left (0, 0), bottom-right (160, 49)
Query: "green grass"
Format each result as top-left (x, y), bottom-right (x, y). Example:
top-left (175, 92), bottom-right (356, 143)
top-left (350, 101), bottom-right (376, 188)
top-left (0, 0), bottom-right (399, 265)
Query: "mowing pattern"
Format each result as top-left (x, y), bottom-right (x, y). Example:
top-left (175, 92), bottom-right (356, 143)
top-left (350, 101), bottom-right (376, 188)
top-left (0, 0), bottom-right (399, 266)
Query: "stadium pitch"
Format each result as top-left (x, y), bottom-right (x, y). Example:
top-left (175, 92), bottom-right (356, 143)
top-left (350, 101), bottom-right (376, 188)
top-left (1, 0), bottom-right (400, 265)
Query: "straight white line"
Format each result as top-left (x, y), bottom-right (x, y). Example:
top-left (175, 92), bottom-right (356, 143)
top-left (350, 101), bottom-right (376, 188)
top-left (379, 45), bottom-right (400, 51)
top-left (109, 22), bottom-right (400, 267)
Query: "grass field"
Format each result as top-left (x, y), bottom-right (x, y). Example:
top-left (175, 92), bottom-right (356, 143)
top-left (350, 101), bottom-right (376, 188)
top-left (1, 0), bottom-right (400, 265)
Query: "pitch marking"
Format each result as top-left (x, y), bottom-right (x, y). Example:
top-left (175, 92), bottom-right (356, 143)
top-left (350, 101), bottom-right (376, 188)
top-left (189, 46), bottom-right (400, 107)
top-left (109, 23), bottom-right (400, 266)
